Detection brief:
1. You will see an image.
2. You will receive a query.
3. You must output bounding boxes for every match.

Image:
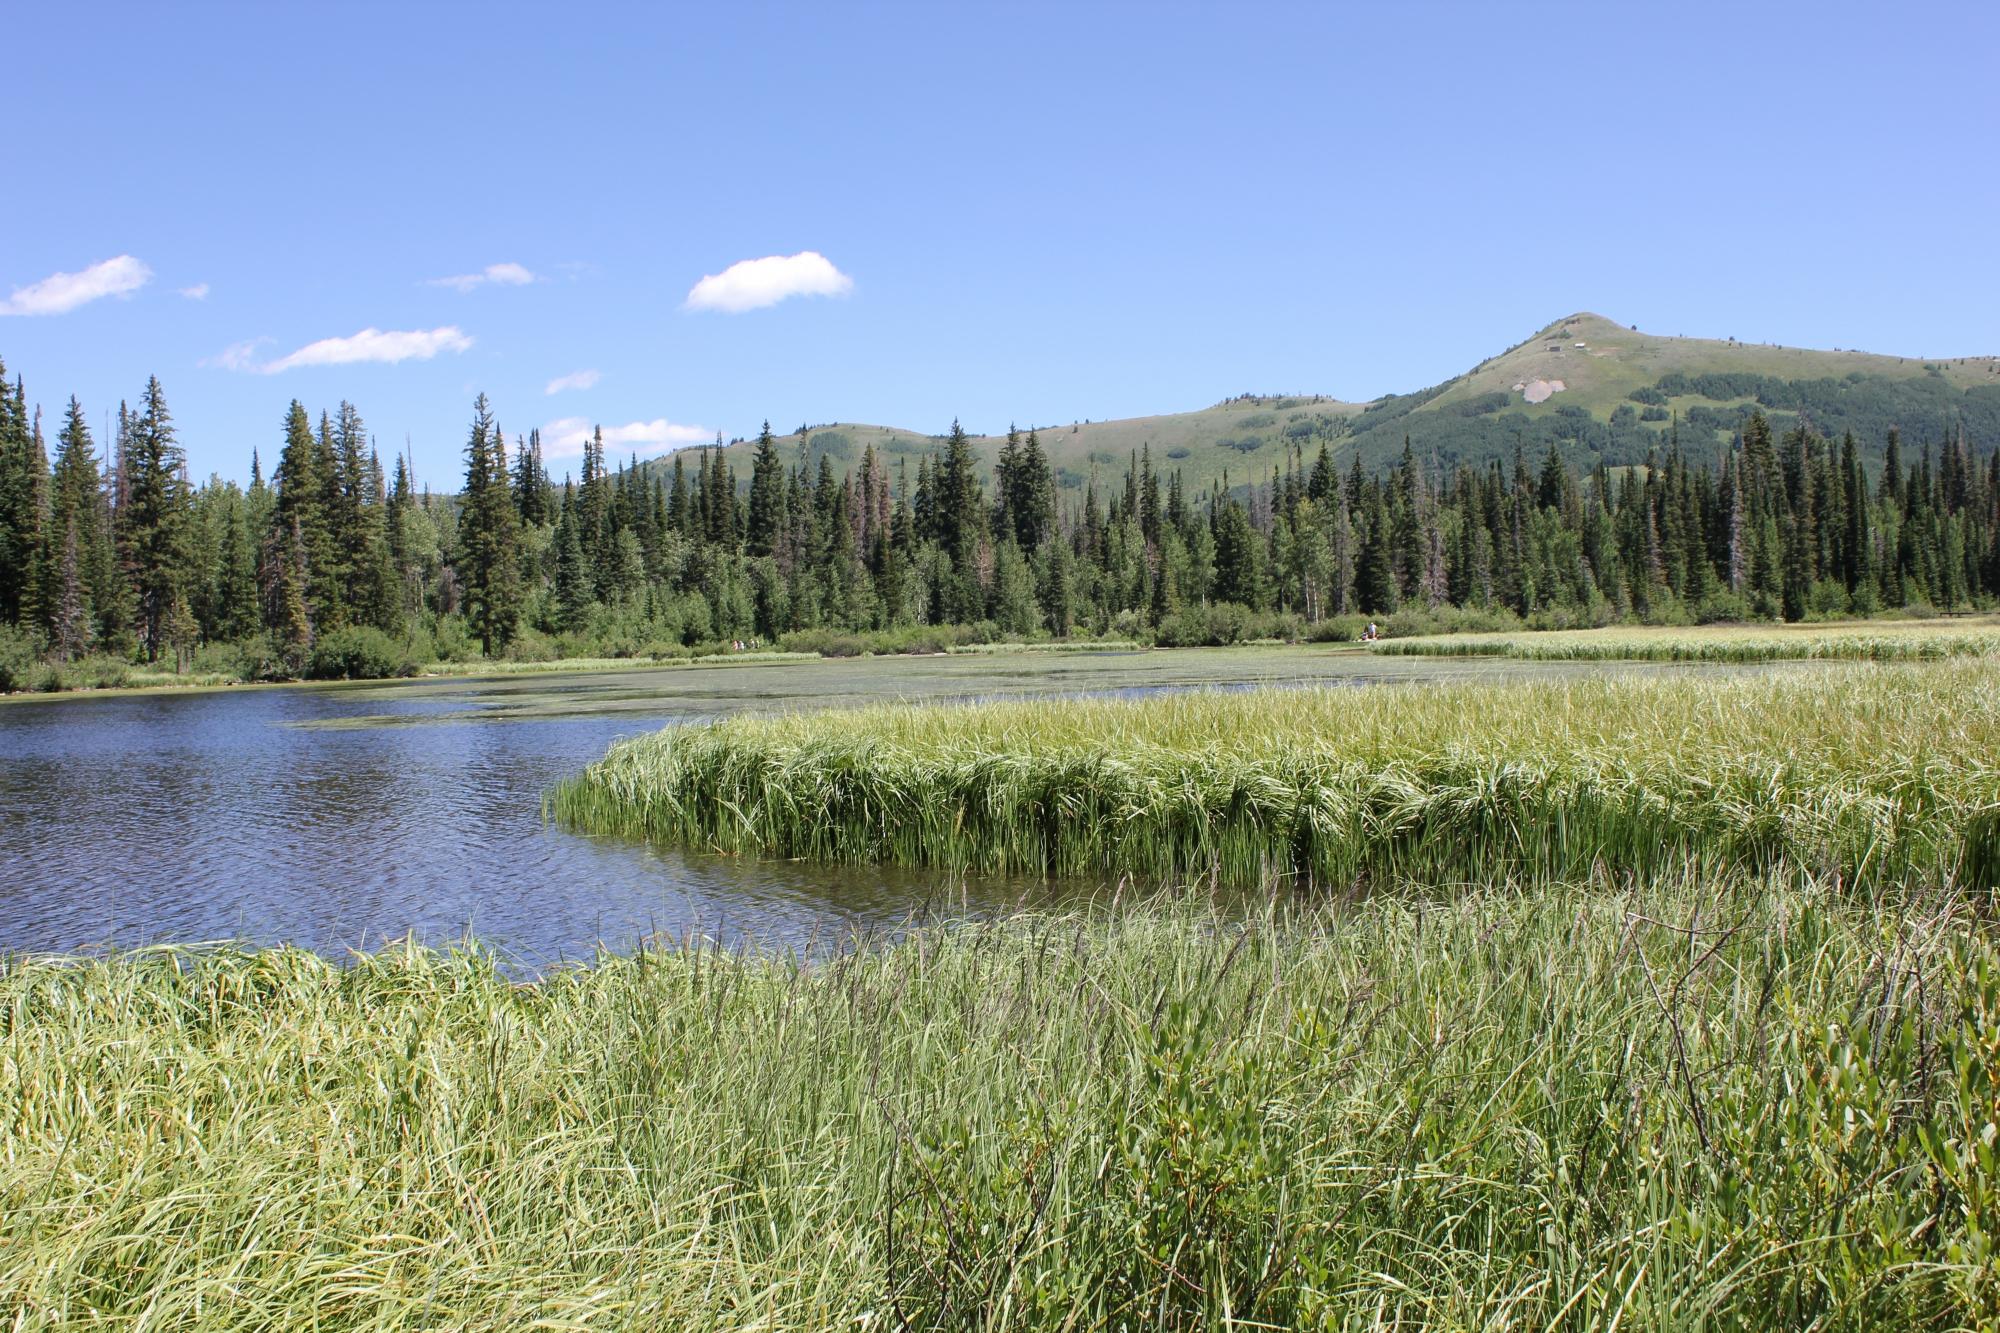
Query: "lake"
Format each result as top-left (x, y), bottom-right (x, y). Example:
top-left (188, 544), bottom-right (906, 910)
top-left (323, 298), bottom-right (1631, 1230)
top-left (0, 645), bottom-right (1618, 964)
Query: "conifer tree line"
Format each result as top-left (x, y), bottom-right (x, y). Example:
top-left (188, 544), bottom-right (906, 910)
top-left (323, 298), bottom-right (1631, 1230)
top-left (2, 354), bottom-right (1997, 681)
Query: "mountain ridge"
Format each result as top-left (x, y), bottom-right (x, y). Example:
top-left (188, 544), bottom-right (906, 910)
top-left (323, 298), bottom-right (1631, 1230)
top-left (648, 314), bottom-right (2000, 497)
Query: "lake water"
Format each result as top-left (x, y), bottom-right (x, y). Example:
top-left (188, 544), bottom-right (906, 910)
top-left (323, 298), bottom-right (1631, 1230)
top-left (0, 646), bottom-right (1612, 964)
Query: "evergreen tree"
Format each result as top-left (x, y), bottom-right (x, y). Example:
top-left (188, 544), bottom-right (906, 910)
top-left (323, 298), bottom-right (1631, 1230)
top-left (457, 395), bottom-right (523, 654)
top-left (270, 401), bottom-right (344, 631)
top-left (213, 495), bottom-right (260, 641)
top-left (513, 427), bottom-right (550, 526)
top-left (50, 516), bottom-right (88, 661)
top-left (0, 362), bottom-right (45, 626)
top-left (44, 398), bottom-right (112, 646)
top-left (1211, 492), bottom-right (1260, 608)
top-left (551, 506), bottom-right (592, 632)
top-left (121, 377), bottom-right (190, 660)
top-left (746, 422), bottom-right (786, 556)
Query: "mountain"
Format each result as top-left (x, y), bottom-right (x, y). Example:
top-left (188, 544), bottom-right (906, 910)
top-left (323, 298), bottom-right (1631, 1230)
top-left (659, 314), bottom-right (2000, 500)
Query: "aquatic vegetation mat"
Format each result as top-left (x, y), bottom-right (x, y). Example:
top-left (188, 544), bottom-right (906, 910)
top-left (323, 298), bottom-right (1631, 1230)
top-left (550, 661), bottom-right (2000, 890)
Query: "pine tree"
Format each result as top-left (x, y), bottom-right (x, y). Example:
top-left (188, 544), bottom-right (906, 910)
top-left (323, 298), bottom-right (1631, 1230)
top-left (746, 422), bottom-right (786, 556)
top-left (213, 495), bottom-right (259, 641)
top-left (270, 401), bottom-right (344, 631)
top-left (1211, 491), bottom-right (1260, 608)
top-left (0, 361), bottom-right (46, 626)
top-left (513, 427), bottom-right (549, 526)
top-left (51, 516), bottom-right (88, 661)
top-left (45, 398), bottom-right (109, 645)
top-left (457, 395), bottom-right (523, 654)
top-left (552, 506), bottom-right (592, 631)
top-left (121, 377), bottom-right (190, 660)
top-left (269, 518), bottom-right (314, 672)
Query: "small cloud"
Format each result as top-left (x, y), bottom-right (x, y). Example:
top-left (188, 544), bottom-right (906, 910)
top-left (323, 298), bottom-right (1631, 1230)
top-left (545, 368), bottom-right (602, 396)
top-left (426, 262), bottom-right (535, 293)
top-left (1, 254), bottom-right (153, 316)
top-left (685, 250), bottom-right (852, 313)
top-left (178, 283), bottom-right (210, 301)
top-left (540, 416), bottom-right (710, 459)
top-left (253, 326), bottom-right (473, 374)
top-left (201, 337), bottom-right (274, 372)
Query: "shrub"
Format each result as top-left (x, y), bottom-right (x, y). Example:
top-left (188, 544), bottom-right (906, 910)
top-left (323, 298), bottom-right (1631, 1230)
top-left (1305, 615), bottom-right (1364, 643)
top-left (501, 627), bottom-right (558, 664)
top-left (1379, 604), bottom-right (1524, 638)
top-left (189, 640), bottom-right (254, 680)
top-left (777, 624), bottom-right (992, 657)
top-left (1153, 602), bottom-right (1253, 647)
top-left (1805, 579), bottom-right (1853, 620)
top-left (306, 626), bottom-right (416, 681)
top-left (0, 623), bottom-right (44, 692)
top-left (1693, 589), bottom-right (1757, 624)
top-left (61, 654), bottom-right (134, 690)
top-left (778, 627), bottom-right (872, 658)
top-left (430, 616), bottom-right (476, 663)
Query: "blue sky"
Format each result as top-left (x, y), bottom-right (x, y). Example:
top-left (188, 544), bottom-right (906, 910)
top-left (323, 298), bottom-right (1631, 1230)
top-left (3, 1), bottom-right (1995, 485)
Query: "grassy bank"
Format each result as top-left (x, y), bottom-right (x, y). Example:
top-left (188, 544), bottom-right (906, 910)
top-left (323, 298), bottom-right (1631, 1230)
top-left (2, 885), bottom-right (1992, 1329)
top-left (550, 661), bottom-right (2000, 891)
top-left (1370, 617), bottom-right (2000, 663)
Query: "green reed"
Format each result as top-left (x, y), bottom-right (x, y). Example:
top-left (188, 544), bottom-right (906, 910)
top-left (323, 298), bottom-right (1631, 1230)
top-left (1371, 632), bottom-right (2000, 662)
top-left (3, 882), bottom-right (1994, 1329)
top-left (549, 661), bottom-right (2000, 892)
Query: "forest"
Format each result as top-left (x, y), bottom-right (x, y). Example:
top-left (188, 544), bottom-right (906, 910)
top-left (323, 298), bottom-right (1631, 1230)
top-left (1, 352), bottom-right (1997, 688)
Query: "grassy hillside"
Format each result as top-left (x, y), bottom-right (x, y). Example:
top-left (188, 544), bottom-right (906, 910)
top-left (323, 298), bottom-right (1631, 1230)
top-left (658, 313), bottom-right (1999, 500)
top-left (1376, 311), bottom-right (2000, 473)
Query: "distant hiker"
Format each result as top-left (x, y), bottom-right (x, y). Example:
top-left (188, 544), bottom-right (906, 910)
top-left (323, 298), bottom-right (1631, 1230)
top-left (1362, 621), bottom-right (1379, 642)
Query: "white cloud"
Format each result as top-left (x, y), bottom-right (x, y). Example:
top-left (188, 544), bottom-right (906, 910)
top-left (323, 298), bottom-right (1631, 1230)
top-left (255, 326), bottom-right (474, 374)
top-left (545, 368), bottom-right (602, 395)
top-left (684, 250), bottom-right (852, 313)
top-left (0, 254), bottom-right (153, 316)
top-left (540, 416), bottom-right (711, 460)
top-left (427, 262), bottom-right (535, 292)
top-left (179, 282), bottom-right (210, 301)
top-left (201, 338), bottom-right (272, 372)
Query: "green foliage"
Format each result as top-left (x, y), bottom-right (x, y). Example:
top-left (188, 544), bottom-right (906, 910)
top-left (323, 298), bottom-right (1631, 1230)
top-left (305, 625), bottom-right (418, 680)
top-left (0, 622), bottom-right (43, 692)
top-left (1150, 601), bottom-right (1298, 646)
top-left (4, 339), bottom-right (1997, 692)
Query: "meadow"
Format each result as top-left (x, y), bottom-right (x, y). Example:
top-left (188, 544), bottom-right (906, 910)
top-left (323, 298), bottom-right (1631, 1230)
top-left (549, 659), bottom-right (2000, 892)
top-left (3, 881), bottom-right (1994, 1329)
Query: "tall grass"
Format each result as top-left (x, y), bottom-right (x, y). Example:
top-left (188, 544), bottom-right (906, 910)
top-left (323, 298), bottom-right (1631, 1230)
top-left (1371, 620), bottom-right (2000, 663)
top-left (2, 884), bottom-right (1993, 1328)
top-left (550, 661), bottom-right (2000, 891)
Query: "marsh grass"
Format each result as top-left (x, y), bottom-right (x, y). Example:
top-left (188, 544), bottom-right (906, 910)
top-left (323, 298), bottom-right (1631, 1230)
top-left (550, 661), bottom-right (2000, 891)
top-left (1372, 619), bottom-right (2000, 664)
top-left (3, 883), bottom-right (1994, 1329)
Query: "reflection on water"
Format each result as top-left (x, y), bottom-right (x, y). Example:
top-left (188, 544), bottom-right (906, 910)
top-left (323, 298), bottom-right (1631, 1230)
top-left (0, 647), bottom-right (1653, 965)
